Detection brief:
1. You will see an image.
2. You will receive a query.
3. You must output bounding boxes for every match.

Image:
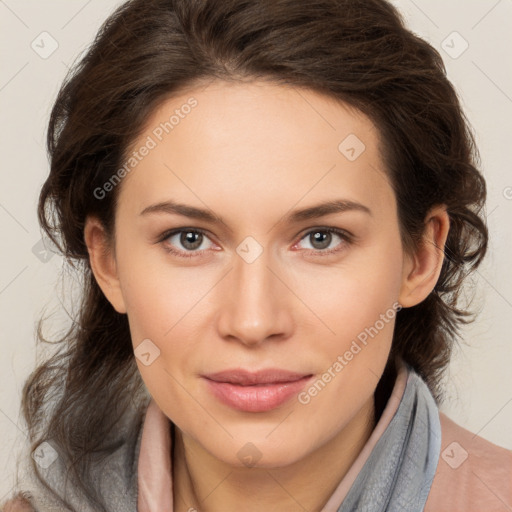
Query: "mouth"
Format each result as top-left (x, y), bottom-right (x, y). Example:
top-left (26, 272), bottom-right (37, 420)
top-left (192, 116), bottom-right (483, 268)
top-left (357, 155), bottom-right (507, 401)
top-left (202, 369), bottom-right (314, 412)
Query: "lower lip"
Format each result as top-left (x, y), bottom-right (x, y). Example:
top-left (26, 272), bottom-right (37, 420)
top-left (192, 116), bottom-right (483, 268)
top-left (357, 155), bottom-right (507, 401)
top-left (203, 376), bottom-right (313, 412)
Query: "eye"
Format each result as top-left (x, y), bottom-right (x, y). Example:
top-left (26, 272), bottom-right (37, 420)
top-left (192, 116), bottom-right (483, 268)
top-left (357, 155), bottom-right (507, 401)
top-left (159, 228), bottom-right (216, 258)
top-left (294, 227), bottom-right (352, 256)
top-left (158, 226), bottom-right (353, 259)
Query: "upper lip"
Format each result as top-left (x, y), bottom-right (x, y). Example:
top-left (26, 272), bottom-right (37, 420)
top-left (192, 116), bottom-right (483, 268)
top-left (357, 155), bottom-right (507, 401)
top-left (203, 369), bottom-right (312, 386)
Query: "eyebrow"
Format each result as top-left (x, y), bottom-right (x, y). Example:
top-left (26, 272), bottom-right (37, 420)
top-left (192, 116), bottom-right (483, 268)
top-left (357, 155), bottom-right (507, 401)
top-left (139, 198), bottom-right (372, 226)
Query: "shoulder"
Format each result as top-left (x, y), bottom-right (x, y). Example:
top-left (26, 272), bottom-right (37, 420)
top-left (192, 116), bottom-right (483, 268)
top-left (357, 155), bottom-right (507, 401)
top-left (425, 411), bottom-right (512, 512)
top-left (0, 493), bottom-right (36, 512)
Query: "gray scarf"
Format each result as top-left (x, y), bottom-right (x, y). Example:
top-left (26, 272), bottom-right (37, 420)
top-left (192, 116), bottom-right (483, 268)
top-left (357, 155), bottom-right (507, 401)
top-left (17, 363), bottom-right (441, 512)
top-left (337, 365), bottom-right (442, 511)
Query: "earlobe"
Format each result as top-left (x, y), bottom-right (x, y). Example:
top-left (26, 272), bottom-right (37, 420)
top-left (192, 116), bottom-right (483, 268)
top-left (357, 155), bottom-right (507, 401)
top-left (83, 216), bottom-right (127, 314)
top-left (398, 206), bottom-right (450, 308)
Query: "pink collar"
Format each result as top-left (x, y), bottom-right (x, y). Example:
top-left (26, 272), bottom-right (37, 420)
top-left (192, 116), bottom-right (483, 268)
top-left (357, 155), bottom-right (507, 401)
top-left (137, 361), bottom-right (408, 511)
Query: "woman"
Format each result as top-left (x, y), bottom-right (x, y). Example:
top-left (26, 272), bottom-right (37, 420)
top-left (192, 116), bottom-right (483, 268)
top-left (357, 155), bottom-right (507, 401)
top-left (2, 0), bottom-right (511, 511)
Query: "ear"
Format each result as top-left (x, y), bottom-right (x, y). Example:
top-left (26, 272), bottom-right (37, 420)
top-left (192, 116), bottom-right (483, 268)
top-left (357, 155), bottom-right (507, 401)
top-left (398, 205), bottom-right (450, 308)
top-left (83, 216), bottom-right (127, 314)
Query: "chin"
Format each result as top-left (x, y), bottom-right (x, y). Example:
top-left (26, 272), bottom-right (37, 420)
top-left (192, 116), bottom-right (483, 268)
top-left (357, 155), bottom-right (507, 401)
top-left (201, 433), bottom-right (312, 470)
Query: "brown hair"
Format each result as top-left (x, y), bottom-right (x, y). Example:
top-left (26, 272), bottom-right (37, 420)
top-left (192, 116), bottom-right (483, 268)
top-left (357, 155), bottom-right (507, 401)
top-left (18, 0), bottom-right (487, 508)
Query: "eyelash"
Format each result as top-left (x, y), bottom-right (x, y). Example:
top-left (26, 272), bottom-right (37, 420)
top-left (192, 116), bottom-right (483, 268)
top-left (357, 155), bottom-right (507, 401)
top-left (157, 227), bottom-right (354, 259)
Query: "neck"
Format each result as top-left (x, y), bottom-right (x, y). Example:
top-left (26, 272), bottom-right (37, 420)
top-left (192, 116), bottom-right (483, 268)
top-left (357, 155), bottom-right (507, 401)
top-left (172, 396), bottom-right (376, 512)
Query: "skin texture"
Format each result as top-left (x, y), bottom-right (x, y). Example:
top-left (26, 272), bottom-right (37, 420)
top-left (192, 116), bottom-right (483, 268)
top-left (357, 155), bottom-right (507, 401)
top-left (85, 80), bottom-right (450, 512)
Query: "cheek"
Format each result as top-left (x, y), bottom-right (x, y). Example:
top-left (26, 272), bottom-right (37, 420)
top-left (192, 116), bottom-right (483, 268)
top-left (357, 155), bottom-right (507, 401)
top-left (116, 252), bottom-right (207, 417)
top-left (115, 231), bottom-right (209, 341)
top-left (295, 233), bottom-right (403, 394)
top-left (114, 238), bottom-right (217, 404)
top-left (119, 269), bottom-right (208, 390)
top-left (297, 234), bottom-right (403, 341)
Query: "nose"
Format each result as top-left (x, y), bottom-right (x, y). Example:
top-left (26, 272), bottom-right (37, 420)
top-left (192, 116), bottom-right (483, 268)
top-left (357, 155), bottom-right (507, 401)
top-left (215, 246), bottom-right (294, 347)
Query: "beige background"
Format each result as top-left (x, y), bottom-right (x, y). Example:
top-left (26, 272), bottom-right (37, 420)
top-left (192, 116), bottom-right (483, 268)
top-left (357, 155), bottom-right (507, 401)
top-left (1, 0), bottom-right (511, 502)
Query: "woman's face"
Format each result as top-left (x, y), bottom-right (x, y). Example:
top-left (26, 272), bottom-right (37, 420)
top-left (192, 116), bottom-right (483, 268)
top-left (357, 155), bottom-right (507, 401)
top-left (102, 80), bottom-right (412, 467)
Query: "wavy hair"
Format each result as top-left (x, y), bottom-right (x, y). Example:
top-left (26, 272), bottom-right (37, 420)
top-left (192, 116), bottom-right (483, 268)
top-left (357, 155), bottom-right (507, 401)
top-left (15, 0), bottom-right (487, 509)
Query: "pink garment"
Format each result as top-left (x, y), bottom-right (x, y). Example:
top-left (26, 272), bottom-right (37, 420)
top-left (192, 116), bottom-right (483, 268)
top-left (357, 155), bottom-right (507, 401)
top-left (137, 398), bottom-right (173, 512)
top-left (136, 363), bottom-right (512, 511)
top-left (424, 413), bottom-right (512, 511)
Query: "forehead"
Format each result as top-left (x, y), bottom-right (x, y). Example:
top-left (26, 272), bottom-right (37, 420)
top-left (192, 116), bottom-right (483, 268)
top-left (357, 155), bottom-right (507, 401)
top-left (117, 80), bottom-right (394, 223)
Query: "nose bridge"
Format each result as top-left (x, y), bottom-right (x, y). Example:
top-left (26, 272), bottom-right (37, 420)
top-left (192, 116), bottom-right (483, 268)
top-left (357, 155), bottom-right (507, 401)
top-left (216, 243), bottom-right (291, 345)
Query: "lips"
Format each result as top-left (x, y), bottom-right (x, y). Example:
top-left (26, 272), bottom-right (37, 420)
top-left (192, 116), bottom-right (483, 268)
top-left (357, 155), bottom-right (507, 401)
top-left (202, 368), bottom-right (313, 412)
top-left (203, 368), bottom-right (311, 385)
